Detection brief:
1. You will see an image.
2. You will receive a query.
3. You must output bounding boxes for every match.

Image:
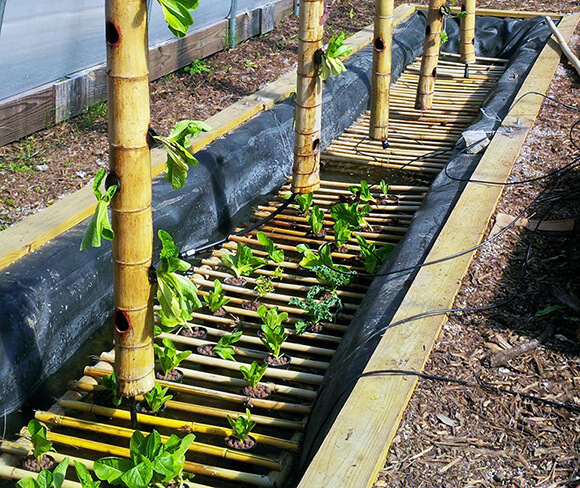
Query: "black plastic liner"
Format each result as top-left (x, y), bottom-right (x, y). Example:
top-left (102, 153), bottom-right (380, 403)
top-left (298, 14), bottom-right (552, 472)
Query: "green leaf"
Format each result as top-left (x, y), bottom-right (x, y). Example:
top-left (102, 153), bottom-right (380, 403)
top-left (94, 457), bottom-right (134, 485)
top-left (535, 305), bottom-right (564, 317)
top-left (256, 232), bottom-right (284, 263)
top-left (35, 471), bottom-right (52, 488)
top-left (74, 460), bottom-right (101, 488)
top-left (16, 478), bottom-right (38, 488)
top-left (157, 0), bottom-right (200, 38)
top-left (151, 453), bottom-right (178, 482)
top-left (166, 433), bottom-right (195, 459)
top-left (52, 458), bottom-right (70, 488)
top-left (120, 460), bottom-right (153, 488)
top-left (239, 361), bottom-right (268, 388)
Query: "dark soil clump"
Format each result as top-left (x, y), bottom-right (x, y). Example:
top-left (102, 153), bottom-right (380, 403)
top-left (156, 368), bottom-right (184, 382)
top-left (224, 277), bottom-right (247, 287)
top-left (180, 326), bottom-right (207, 339)
top-left (242, 301), bottom-right (261, 311)
top-left (243, 384), bottom-right (272, 398)
top-left (21, 455), bottom-right (55, 473)
top-left (264, 353), bottom-right (291, 367)
top-left (224, 435), bottom-right (256, 451)
top-left (197, 344), bottom-right (216, 357)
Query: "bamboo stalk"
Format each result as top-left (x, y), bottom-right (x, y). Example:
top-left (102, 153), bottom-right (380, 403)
top-left (460, 0), bottom-right (476, 65)
top-left (0, 441), bottom-right (93, 470)
top-left (369, 0), bottom-right (394, 141)
top-left (107, 0), bottom-right (155, 397)
top-left (544, 15), bottom-right (580, 78)
top-left (292, 0), bottom-right (324, 193)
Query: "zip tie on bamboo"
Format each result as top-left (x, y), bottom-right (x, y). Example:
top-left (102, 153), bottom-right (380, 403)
top-left (292, 0), bottom-right (324, 194)
top-left (107, 0), bottom-right (156, 397)
top-left (369, 0), bottom-right (394, 142)
top-left (460, 0), bottom-right (476, 66)
top-left (415, 0), bottom-right (445, 111)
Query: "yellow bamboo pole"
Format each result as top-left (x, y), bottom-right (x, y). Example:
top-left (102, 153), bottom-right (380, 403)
top-left (106, 0), bottom-right (155, 396)
top-left (415, 0), bottom-right (445, 110)
top-left (292, 0), bottom-right (324, 193)
top-left (460, 0), bottom-right (476, 65)
top-left (369, 0), bottom-right (394, 142)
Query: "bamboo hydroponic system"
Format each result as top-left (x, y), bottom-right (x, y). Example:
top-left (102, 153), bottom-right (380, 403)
top-left (292, 0), bottom-right (324, 194)
top-left (369, 0), bottom-right (394, 142)
top-left (460, 0), bottom-right (477, 65)
top-left (107, 0), bottom-right (156, 397)
top-left (415, 0), bottom-right (445, 110)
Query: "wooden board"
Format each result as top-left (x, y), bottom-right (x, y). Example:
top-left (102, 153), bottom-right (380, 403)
top-left (296, 11), bottom-right (580, 488)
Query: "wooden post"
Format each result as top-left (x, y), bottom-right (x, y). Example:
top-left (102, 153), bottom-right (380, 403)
top-left (292, 0), bottom-right (324, 194)
top-left (415, 0), bottom-right (445, 111)
top-left (460, 0), bottom-right (476, 65)
top-left (369, 0), bottom-right (394, 142)
top-left (106, 0), bottom-right (156, 397)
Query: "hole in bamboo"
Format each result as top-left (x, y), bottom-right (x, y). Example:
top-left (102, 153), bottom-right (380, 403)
top-left (426, 25), bottom-right (431, 35)
top-left (461, 3), bottom-right (467, 11)
top-left (105, 172), bottom-right (120, 193)
top-left (113, 309), bottom-right (131, 334)
top-left (106, 22), bottom-right (120, 45)
top-left (312, 138), bottom-right (320, 153)
top-left (374, 38), bottom-right (385, 52)
top-left (432, 67), bottom-right (437, 77)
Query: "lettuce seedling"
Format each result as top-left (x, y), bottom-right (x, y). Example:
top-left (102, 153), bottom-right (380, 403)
top-left (101, 372), bottom-right (122, 407)
top-left (80, 169), bottom-right (117, 251)
top-left (331, 202), bottom-right (372, 230)
top-left (220, 242), bottom-right (266, 279)
top-left (16, 457), bottom-right (69, 488)
top-left (212, 331), bottom-right (243, 361)
top-left (156, 229), bottom-right (202, 327)
top-left (356, 235), bottom-right (395, 274)
top-left (257, 305), bottom-right (288, 359)
top-left (239, 361), bottom-right (268, 388)
top-left (154, 120), bottom-right (211, 190)
top-left (154, 337), bottom-right (191, 377)
top-left (254, 275), bottom-right (274, 298)
top-left (157, 0), bottom-right (200, 38)
top-left (294, 192), bottom-right (313, 214)
top-left (256, 231), bottom-right (284, 263)
top-left (297, 243), bottom-right (356, 289)
top-left (226, 409), bottom-right (256, 442)
top-left (348, 180), bottom-right (375, 203)
top-left (380, 180), bottom-right (389, 198)
top-left (319, 31), bottom-right (353, 80)
top-left (94, 430), bottom-right (195, 488)
top-left (73, 461), bottom-right (101, 488)
top-left (289, 285), bottom-right (342, 334)
top-left (27, 420), bottom-right (54, 461)
top-left (204, 279), bottom-right (230, 313)
top-left (143, 383), bottom-right (173, 413)
top-left (306, 205), bottom-right (325, 235)
top-left (333, 219), bottom-right (352, 248)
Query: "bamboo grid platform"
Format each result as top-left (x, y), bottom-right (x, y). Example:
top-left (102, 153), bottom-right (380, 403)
top-left (0, 56), bottom-right (508, 487)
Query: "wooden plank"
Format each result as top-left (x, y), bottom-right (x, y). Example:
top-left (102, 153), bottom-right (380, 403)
top-left (297, 11), bottom-right (578, 488)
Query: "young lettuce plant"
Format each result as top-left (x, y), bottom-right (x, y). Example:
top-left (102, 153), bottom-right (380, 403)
top-left (226, 408), bottom-right (256, 443)
top-left (318, 31), bottom-right (353, 80)
top-left (331, 201), bottom-right (372, 230)
top-left (220, 242), bottom-right (266, 279)
top-left (80, 169), bottom-right (117, 251)
top-left (154, 337), bottom-right (191, 377)
top-left (348, 180), bottom-right (375, 203)
top-left (380, 180), bottom-right (389, 198)
top-left (306, 205), bottom-right (325, 235)
top-left (212, 331), bottom-right (243, 361)
top-left (16, 458), bottom-right (69, 488)
top-left (333, 219), bottom-right (352, 249)
top-left (143, 382), bottom-right (173, 413)
top-left (239, 361), bottom-right (268, 389)
top-left (26, 420), bottom-right (54, 462)
top-left (257, 305), bottom-right (288, 359)
top-left (94, 430), bottom-right (195, 488)
top-left (254, 275), bottom-right (274, 300)
top-left (203, 279), bottom-right (230, 313)
top-left (289, 285), bottom-right (343, 334)
top-left (297, 243), bottom-right (356, 289)
top-left (101, 372), bottom-right (122, 407)
top-left (294, 192), bottom-right (313, 215)
top-left (356, 235), bottom-right (395, 274)
top-left (154, 120), bottom-right (211, 190)
top-left (256, 231), bottom-right (284, 263)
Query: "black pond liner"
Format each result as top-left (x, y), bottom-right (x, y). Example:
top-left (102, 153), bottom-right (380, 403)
top-left (0, 11), bottom-right (552, 434)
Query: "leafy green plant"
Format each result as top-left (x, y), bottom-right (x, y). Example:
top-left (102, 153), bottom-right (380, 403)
top-left (244, 60), bottom-right (258, 69)
top-left (74, 461), bottom-right (101, 488)
top-left (154, 337), bottom-right (192, 376)
top-left (226, 409), bottom-right (256, 442)
top-left (143, 383), bottom-right (173, 413)
top-left (534, 305), bottom-right (564, 317)
top-left (220, 242), bottom-right (267, 279)
top-left (256, 231), bottom-right (284, 263)
top-left (440, 1), bottom-right (469, 43)
top-left (94, 430), bottom-right (195, 488)
top-left (254, 275), bottom-right (274, 298)
top-left (154, 120), bottom-right (211, 190)
top-left (16, 458), bottom-right (69, 488)
top-left (26, 420), bottom-right (54, 461)
top-left (318, 31), bottom-right (353, 80)
top-left (156, 230), bottom-right (202, 327)
top-left (356, 235), bottom-right (394, 274)
top-left (80, 169), bottom-right (117, 250)
top-left (184, 59), bottom-right (211, 75)
top-left (101, 372), bottom-right (122, 407)
top-left (348, 180), bottom-right (375, 203)
top-left (331, 201), bottom-right (372, 230)
top-left (203, 279), bottom-right (230, 313)
top-left (157, 0), bottom-right (200, 38)
top-left (289, 285), bottom-right (342, 334)
top-left (306, 205), bottom-right (325, 235)
top-left (294, 192), bottom-right (313, 214)
top-left (212, 331), bottom-right (243, 361)
top-left (296, 243), bottom-right (356, 288)
top-left (380, 180), bottom-right (389, 198)
top-left (333, 219), bottom-right (352, 248)
top-left (239, 361), bottom-right (268, 388)
top-left (273, 266), bottom-right (284, 280)
top-left (257, 305), bottom-right (288, 358)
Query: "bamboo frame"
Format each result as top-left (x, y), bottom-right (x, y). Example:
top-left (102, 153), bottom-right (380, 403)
top-left (460, 0), bottom-right (477, 65)
top-left (292, 0), bottom-right (324, 193)
top-left (107, 0), bottom-right (155, 396)
top-left (369, 0), bottom-right (394, 141)
top-left (415, 0), bottom-right (446, 110)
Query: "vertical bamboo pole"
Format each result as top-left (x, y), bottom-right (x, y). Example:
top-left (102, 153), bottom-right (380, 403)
top-left (460, 0), bottom-right (476, 65)
top-left (415, 0), bottom-right (445, 111)
top-left (369, 0), bottom-right (394, 142)
top-left (106, 0), bottom-right (156, 397)
top-left (292, 0), bottom-right (324, 194)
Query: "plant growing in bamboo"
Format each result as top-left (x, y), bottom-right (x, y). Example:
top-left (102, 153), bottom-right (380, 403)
top-left (297, 243), bottom-right (356, 288)
top-left (294, 192), bottom-right (313, 214)
top-left (256, 231), bottom-right (284, 263)
top-left (380, 180), bottom-right (389, 198)
top-left (26, 420), bottom-right (54, 462)
top-left (254, 275), bottom-right (274, 299)
top-left (80, 169), bottom-right (117, 250)
top-left (356, 235), bottom-right (395, 274)
top-left (143, 382), bottom-right (173, 413)
top-left (289, 285), bottom-right (342, 334)
top-left (203, 279), bottom-right (230, 313)
top-left (348, 180), bottom-right (375, 203)
top-left (333, 219), bottom-right (352, 249)
top-left (257, 305), bottom-right (288, 359)
top-left (16, 458), bottom-right (69, 488)
top-left (226, 408), bottom-right (256, 442)
top-left (94, 430), bottom-right (195, 488)
top-left (212, 331), bottom-right (243, 361)
top-left (101, 372), bottom-right (122, 407)
top-left (220, 242), bottom-right (266, 279)
top-left (154, 337), bottom-right (191, 377)
top-left (439, 1), bottom-right (469, 44)
top-left (239, 361), bottom-right (268, 388)
top-left (331, 201), bottom-right (372, 230)
top-left (317, 31), bottom-right (353, 80)
top-left (154, 120), bottom-right (211, 190)
top-left (306, 205), bottom-right (325, 235)
top-left (74, 461), bottom-right (101, 488)
top-left (157, 0), bottom-right (200, 38)
top-left (273, 266), bottom-right (284, 280)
